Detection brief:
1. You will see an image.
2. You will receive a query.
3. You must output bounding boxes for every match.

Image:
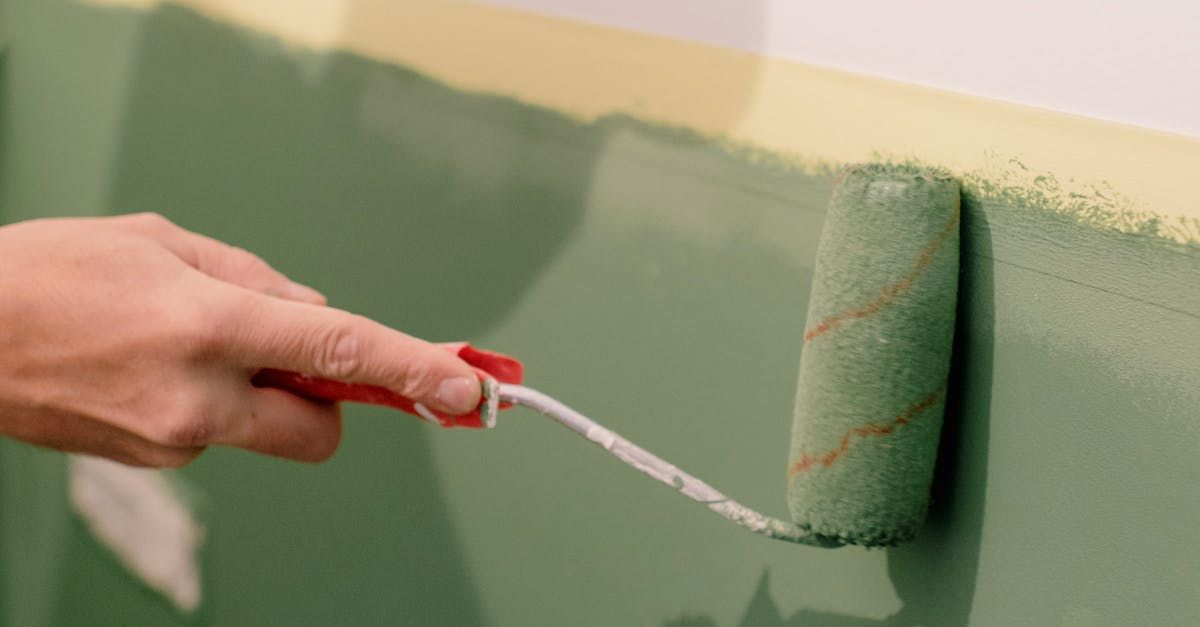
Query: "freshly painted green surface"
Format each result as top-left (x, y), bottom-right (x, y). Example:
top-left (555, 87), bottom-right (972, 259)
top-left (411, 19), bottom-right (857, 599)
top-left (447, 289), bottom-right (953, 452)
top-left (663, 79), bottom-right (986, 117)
top-left (787, 166), bottom-right (959, 547)
top-left (1, 2), bottom-right (1197, 626)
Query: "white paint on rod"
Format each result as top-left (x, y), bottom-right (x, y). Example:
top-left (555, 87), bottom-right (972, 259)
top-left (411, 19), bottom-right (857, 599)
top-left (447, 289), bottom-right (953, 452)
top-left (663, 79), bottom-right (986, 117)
top-left (496, 383), bottom-right (826, 545)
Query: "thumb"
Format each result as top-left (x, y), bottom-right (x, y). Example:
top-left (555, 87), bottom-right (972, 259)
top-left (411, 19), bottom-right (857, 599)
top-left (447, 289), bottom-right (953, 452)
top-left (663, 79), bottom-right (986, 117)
top-left (211, 285), bottom-right (481, 414)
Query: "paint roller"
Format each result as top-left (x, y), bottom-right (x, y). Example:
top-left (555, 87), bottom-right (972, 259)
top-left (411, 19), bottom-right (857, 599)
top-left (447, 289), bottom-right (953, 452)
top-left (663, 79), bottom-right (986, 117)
top-left (257, 163), bottom-right (961, 548)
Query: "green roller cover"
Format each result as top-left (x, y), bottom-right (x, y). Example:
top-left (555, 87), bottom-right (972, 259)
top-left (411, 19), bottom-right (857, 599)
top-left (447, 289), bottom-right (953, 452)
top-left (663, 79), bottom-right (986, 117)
top-left (787, 164), bottom-right (960, 547)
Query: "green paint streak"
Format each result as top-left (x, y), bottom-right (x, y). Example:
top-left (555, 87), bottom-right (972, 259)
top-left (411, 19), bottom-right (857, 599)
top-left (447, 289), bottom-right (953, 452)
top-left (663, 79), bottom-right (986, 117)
top-left (1, 2), bottom-right (1197, 626)
top-left (943, 153), bottom-right (1199, 248)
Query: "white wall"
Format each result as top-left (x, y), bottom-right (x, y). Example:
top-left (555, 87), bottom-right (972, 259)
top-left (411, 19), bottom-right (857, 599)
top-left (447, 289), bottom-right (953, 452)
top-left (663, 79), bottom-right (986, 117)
top-left (479, 0), bottom-right (1200, 139)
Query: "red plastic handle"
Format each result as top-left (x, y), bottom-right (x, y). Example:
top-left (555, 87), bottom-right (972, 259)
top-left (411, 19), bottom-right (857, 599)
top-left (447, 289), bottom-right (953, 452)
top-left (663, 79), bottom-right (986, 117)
top-left (252, 343), bottom-right (524, 428)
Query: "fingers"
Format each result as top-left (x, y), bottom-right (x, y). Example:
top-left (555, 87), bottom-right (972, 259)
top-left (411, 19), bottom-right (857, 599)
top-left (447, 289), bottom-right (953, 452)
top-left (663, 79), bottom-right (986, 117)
top-left (213, 287), bottom-right (482, 415)
top-left (7, 407), bottom-right (204, 469)
top-left (107, 381), bottom-right (340, 464)
top-left (215, 387), bottom-right (343, 462)
top-left (119, 212), bottom-right (326, 305)
top-left (186, 237), bottom-right (326, 305)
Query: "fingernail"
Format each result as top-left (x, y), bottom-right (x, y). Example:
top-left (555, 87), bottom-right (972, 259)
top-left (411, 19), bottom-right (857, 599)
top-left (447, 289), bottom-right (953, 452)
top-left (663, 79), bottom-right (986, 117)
top-left (437, 377), bottom-right (480, 415)
top-left (285, 281), bottom-right (327, 305)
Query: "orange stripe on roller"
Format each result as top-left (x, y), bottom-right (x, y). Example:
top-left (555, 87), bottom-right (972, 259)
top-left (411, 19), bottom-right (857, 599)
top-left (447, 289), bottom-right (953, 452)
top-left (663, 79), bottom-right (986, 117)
top-left (804, 208), bottom-right (960, 342)
top-left (788, 386), bottom-right (945, 476)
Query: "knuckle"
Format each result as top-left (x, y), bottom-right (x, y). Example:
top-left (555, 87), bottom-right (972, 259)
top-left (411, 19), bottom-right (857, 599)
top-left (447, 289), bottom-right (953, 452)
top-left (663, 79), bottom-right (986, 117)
top-left (313, 321), bottom-right (364, 380)
top-left (397, 358), bottom-right (437, 399)
top-left (170, 289), bottom-right (240, 360)
top-left (172, 307), bottom-right (224, 360)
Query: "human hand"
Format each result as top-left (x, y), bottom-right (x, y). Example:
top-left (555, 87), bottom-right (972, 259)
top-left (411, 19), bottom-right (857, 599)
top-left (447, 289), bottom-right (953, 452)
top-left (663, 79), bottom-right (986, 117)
top-left (0, 213), bottom-right (481, 467)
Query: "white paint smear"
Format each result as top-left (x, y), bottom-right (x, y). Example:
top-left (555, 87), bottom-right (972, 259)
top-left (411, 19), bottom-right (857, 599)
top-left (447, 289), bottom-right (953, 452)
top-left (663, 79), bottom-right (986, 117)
top-left (69, 456), bottom-right (205, 613)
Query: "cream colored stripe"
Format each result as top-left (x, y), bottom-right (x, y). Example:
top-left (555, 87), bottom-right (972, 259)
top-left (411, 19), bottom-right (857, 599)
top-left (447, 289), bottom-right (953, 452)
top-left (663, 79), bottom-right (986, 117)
top-left (87, 0), bottom-right (1200, 223)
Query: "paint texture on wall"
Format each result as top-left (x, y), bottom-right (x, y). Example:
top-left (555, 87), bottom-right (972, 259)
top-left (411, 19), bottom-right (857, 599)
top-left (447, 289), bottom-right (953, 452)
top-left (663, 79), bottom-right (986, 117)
top-left (1, 1), bottom-right (1198, 626)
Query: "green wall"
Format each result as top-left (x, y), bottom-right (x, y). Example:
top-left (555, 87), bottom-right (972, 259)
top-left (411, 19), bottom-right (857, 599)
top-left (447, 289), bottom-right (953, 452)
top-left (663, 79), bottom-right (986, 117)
top-left (1, 3), bottom-right (1197, 625)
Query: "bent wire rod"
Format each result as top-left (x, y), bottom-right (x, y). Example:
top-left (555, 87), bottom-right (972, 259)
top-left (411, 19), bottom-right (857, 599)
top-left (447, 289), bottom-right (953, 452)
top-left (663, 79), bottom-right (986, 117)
top-left (493, 382), bottom-right (829, 546)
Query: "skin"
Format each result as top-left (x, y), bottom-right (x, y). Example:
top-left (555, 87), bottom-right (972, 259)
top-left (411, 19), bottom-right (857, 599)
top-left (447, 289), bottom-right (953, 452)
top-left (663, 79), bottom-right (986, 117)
top-left (0, 213), bottom-right (482, 467)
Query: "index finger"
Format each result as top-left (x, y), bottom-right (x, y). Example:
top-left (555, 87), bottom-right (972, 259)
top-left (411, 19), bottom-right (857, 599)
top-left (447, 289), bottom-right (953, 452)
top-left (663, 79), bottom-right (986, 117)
top-left (211, 285), bottom-right (482, 415)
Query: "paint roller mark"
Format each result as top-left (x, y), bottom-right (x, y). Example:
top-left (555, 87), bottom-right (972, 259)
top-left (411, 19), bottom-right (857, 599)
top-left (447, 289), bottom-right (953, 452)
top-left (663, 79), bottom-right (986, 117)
top-left (788, 387), bottom-right (944, 476)
top-left (804, 208), bottom-right (960, 342)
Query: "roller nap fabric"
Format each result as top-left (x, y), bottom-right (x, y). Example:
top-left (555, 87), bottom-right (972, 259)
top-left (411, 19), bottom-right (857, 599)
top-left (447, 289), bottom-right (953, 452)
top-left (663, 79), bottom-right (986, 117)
top-left (787, 164), bottom-right (960, 547)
